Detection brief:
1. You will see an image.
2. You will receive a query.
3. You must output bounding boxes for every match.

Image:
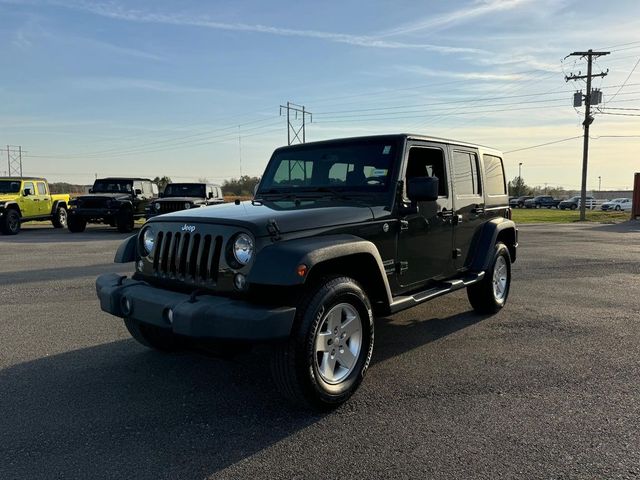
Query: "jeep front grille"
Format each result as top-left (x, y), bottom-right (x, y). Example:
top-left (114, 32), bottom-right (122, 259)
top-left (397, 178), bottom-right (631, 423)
top-left (160, 201), bottom-right (189, 213)
top-left (80, 198), bottom-right (107, 209)
top-left (152, 232), bottom-right (223, 285)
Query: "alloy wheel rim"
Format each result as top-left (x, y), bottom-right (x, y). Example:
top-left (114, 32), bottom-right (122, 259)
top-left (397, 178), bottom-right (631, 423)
top-left (59, 209), bottom-right (67, 225)
top-left (492, 256), bottom-right (508, 301)
top-left (9, 213), bottom-right (19, 231)
top-left (314, 303), bottom-right (363, 385)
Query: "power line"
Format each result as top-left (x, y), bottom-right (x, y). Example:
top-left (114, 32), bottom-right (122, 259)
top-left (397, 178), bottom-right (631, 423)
top-left (606, 57), bottom-right (640, 102)
top-left (504, 136), bottom-right (582, 154)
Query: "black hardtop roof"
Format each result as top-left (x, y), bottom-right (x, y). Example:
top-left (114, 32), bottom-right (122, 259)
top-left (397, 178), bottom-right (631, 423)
top-left (273, 134), bottom-right (501, 154)
top-left (0, 176), bottom-right (47, 182)
top-left (167, 182), bottom-right (221, 187)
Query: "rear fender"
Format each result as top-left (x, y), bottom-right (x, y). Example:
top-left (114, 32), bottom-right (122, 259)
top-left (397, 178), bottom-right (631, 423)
top-left (469, 218), bottom-right (518, 272)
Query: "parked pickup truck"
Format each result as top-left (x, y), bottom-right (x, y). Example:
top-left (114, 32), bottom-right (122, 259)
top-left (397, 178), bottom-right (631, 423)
top-left (0, 177), bottom-right (69, 235)
top-left (509, 196), bottom-right (533, 208)
top-left (558, 196), bottom-right (596, 210)
top-left (524, 195), bottom-right (560, 209)
top-left (97, 133), bottom-right (518, 409)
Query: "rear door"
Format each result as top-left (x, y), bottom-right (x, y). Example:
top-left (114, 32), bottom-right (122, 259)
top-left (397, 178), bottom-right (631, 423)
top-left (450, 147), bottom-right (485, 270)
top-left (36, 181), bottom-right (50, 216)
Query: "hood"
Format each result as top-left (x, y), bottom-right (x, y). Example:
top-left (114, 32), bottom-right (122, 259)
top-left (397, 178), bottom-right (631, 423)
top-left (0, 194), bottom-right (20, 203)
top-left (155, 196), bottom-right (205, 203)
top-left (77, 193), bottom-right (131, 201)
top-left (147, 199), bottom-right (374, 236)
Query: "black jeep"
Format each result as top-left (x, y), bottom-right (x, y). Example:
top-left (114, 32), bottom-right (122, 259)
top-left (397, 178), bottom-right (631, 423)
top-left (96, 135), bottom-right (517, 408)
top-left (68, 177), bottom-right (158, 233)
top-left (146, 183), bottom-right (224, 219)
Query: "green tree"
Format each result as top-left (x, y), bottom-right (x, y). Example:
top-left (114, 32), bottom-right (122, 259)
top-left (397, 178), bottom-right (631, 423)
top-left (508, 176), bottom-right (530, 197)
top-left (153, 176), bottom-right (172, 191)
top-left (222, 175), bottom-right (261, 196)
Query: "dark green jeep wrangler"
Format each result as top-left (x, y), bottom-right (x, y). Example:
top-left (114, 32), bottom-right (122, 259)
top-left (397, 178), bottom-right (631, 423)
top-left (68, 177), bottom-right (159, 233)
top-left (96, 134), bottom-right (517, 408)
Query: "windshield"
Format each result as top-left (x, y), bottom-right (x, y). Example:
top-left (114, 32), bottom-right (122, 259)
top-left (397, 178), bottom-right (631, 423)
top-left (258, 140), bottom-right (399, 196)
top-left (0, 180), bottom-right (21, 194)
top-left (163, 183), bottom-right (205, 198)
top-left (92, 180), bottom-right (132, 193)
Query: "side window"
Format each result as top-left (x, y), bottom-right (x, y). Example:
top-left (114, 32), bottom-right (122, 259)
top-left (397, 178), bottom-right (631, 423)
top-left (23, 181), bottom-right (35, 195)
top-left (483, 154), bottom-right (506, 195)
top-left (133, 181), bottom-right (143, 194)
top-left (452, 151), bottom-right (481, 196)
top-left (37, 182), bottom-right (47, 195)
top-left (405, 147), bottom-right (448, 196)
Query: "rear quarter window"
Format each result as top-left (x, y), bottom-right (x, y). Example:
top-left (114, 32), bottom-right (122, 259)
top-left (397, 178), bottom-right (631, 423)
top-left (483, 154), bottom-right (506, 195)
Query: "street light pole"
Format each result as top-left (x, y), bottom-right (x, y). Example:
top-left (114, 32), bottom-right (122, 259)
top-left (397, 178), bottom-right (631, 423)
top-left (519, 162), bottom-right (523, 179)
top-left (598, 176), bottom-right (602, 192)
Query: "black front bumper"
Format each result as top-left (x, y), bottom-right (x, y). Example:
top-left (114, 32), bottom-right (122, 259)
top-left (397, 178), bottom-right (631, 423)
top-left (96, 273), bottom-right (296, 340)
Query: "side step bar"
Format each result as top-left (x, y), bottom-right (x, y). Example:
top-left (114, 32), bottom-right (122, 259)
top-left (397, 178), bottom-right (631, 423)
top-left (388, 272), bottom-right (485, 314)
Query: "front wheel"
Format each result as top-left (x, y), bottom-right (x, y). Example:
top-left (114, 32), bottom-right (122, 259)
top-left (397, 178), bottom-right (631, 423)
top-left (271, 276), bottom-right (374, 409)
top-left (467, 242), bottom-right (511, 314)
top-left (67, 215), bottom-right (86, 232)
top-left (52, 206), bottom-right (68, 228)
top-left (116, 209), bottom-right (134, 233)
top-left (615, 205), bottom-right (621, 211)
top-left (1, 208), bottom-right (21, 235)
top-left (570, 204), bottom-right (577, 210)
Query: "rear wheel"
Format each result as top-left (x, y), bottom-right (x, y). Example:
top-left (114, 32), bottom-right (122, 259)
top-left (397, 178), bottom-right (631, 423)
top-left (67, 215), bottom-right (86, 232)
top-left (51, 206), bottom-right (68, 228)
top-left (615, 205), bottom-right (621, 211)
top-left (570, 204), bottom-right (577, 210)
top-left (1, 208), bottom-right (21, 235)
top-left (467, 242), bottom-right (511, 314)
top-left (124, 318), bottom-right (181, 352)
top-left (271, 276), bottom-right (374, 409)
top-left (116, 208), bottom-right (134, 233)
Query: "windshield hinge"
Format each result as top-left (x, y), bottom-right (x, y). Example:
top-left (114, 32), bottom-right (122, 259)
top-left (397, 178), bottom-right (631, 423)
top-left (267, 218), bottom-right (281, 242)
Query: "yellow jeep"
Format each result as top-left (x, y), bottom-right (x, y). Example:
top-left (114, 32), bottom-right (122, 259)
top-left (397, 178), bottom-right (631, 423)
top-left (0, 177), bottom-right (70, 235)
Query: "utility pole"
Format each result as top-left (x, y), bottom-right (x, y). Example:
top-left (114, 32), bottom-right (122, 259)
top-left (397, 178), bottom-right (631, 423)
top-left (6, 145), bottom-right (24, 177)
top-left (565, 49), bottom-right (609, 220)
top-left (279, 102), bottom-right (312, 145)
top-left (598, 176), bottom-right (602, 192)
top-left (518, 162), bottom-right (523, 180)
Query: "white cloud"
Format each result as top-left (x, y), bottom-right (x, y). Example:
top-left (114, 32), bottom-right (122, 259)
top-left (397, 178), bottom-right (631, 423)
top-left (398, 65), bottom-right (525, 81)
top-left (72, 76), bottom-right (223, 94)
top-left (13, 0), bottom-right (485, 54)
top-left (380, 0), bottom-right (535, 37)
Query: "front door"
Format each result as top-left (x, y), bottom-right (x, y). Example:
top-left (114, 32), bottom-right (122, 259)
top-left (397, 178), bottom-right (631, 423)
top-left (19, 181), bottom-right (38, 218)
top-left (450, 147), bottom-right (485, 270)
top-left (396, 143), bottom-right (455, 288)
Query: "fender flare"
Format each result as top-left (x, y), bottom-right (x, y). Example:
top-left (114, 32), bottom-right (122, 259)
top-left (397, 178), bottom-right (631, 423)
top-left (114, 234), bottom-right (137, 263)
top-left (50, 200), bottom-right (68, 215)
top-left (469, 218), bottom-right (517, 272)
top-left (248, 234), bottom-right (393, 304)
top-left (0, 201), bottom-right (21, 217)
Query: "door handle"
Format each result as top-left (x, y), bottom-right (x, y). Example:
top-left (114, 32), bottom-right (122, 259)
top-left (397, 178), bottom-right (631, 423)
top-left (438, 209), bottom-right (453, 218)
top-left (471, 205), bottom-right (484, 215)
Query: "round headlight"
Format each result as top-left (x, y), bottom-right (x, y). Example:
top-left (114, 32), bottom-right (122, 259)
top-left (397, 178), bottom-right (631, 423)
top-left (184, 202), bottom-right (191, 209)
top-left (154, 202), bottom-right (161, 211)
top-left (142, 228), bottom-right (155, 256)
top-left (232, 233), bottom-right (254, 265)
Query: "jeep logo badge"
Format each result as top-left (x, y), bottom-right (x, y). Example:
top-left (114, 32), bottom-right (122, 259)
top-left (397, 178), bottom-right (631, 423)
top-left (181, 224), bottom-right (196, 233)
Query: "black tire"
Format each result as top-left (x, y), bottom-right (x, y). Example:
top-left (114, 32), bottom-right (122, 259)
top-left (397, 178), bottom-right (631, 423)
top-left (124, 318), bottom-right (181, 352)
top-left (271, 276), bottom-right (374, 409)
top-left (1, 208), bottom-right (21, 235)
top-left (116, 208), bottom-right (134, 233)
top-left (467, 242), bottom-right (511, 315)
top-left (51, 206), bottom-right (68, 228)
top-left (67, 215), bottom-right (86, 232)
top-left (570, 204), bottom-right (577, 210)
top-left (615, 205), bottom-right (621, 211)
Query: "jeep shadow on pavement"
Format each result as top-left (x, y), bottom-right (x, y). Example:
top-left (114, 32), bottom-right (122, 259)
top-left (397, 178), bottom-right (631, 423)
top-left (96, 134), bottom-right (518, 409)
top-left (146, 183), bottom-right (224, 219)
top-left (68, 177), bottom-right (158, 233)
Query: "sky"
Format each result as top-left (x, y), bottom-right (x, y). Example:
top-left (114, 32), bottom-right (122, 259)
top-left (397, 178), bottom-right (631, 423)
top-left (1, 0), bottom-right (639, 190)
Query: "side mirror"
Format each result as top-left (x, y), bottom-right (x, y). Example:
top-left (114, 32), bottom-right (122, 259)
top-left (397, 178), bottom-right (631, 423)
top-left (135, 188), bottom-right (142, 195)
top-left (88, 188), bottom-right (94, 194)
top-left (23, 188), bottom-right (31, 196)
top-left (158, 192), bottom-right (164, 198)
top-left (208, 192), bottom-right (213, 199)
top-left (407, 177), bottom-right (439, 202)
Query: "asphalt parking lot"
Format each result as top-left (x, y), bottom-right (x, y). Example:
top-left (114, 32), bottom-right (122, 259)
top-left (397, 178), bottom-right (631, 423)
top-left (1, 222), bottom-right (639, 480)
